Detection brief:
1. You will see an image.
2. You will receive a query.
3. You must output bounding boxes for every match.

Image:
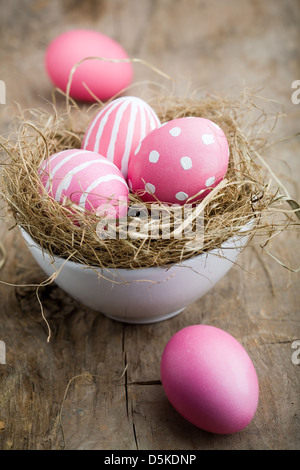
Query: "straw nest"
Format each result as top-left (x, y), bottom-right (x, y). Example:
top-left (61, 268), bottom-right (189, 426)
top-left (0, 90), bottom-right (299, 270)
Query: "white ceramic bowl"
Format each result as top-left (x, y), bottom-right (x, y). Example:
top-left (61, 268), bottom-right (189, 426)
top-left (20, 226), bottom-right (251, 324)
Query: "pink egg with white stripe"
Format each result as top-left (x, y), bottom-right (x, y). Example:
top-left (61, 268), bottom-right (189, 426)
top-left (38, 149), bottom-right (129, 218)
top-left (128, 117), bottom-right (230, 205)
top-left (81, 96), bottom-right (161, 179)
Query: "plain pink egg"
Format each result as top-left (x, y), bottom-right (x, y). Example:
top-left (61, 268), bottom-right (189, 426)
top-left (38, 149), bottom-right (129, 218)
top-left (161, 325), bottom-right (259, 434)
top-left (128, 117), bottom-right (229, 204)
top-left (45, 29), bottom-right (133, 102)
top-left (82, 96), bottom-right (161, 179)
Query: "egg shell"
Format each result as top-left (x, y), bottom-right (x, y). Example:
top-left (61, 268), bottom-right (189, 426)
top-left (161, 325), bottom-right (259, 434)
top-left (45, 29), bottom-right (133, 102)
top-left (128, 117), bottom-right (229, 204)
top-left (38, 149), bottom-right (129, 218)
top-left (82, 96), bottom-right (161, 179)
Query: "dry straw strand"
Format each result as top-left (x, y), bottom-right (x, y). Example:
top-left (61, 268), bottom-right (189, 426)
top-left (59, 365), bottom-right (128, 449)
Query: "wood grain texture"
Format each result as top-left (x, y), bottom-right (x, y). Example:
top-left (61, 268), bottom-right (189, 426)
top-left (0, 0), bottom-right (299, 450)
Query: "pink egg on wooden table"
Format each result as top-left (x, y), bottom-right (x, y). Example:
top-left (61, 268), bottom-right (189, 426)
top-left (45, 29), bottom-right (133, 102)
top-left (161, 325), bottom-right (259, 434)
top-left (128, 117), bottom-right (230, 204)
top-left (38, 149), bottom-right (129, 219)
top-left (82, 96), bottom-right (161, 179)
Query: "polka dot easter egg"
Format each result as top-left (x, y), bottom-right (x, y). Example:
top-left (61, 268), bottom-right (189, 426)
top-left (128, 117), bottom-right (230, 205)
top-left (82, 96), bottom-right (161, 179)
top-left (38, 149), bottom-right (129, 219)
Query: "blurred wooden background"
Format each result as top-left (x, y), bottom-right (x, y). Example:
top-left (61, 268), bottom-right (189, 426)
top-left (0, 0), bottom-right (299, 450)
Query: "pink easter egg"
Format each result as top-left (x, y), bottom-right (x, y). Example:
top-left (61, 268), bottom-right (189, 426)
top-left (38, 149), bottom-right (129, 218)
top-left (128, 117), bottom-right (230, 205)
top-left (161, 325), bottom-right (259, 434)
top-left (81, 96), bottom-right (161, 179)
top-left (45, 29), bottom-right (133, 102)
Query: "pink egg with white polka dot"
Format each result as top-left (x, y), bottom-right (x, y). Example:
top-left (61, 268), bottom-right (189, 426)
top-left (81, 96), bottom-right (161, 180)
top-left (38, 149), bottom-right (129, 219)
top-left (128, 117), bottom-right (230, 205)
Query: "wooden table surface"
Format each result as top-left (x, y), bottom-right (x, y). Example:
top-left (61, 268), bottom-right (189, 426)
top-left (0, 0), bottom-right (299, 451)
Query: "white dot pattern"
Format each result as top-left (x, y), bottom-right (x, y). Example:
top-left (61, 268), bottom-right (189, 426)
top-left (205, 176), bottom-right (215, 187)
top-left (169, 126), bottom-right (181, 137)
top-left (149, 150), bottom-right (160, 163)
top-left (145, 182), bottom-right (155, 194)
top-left (180, 156), bottom-right (192, 170)
top-left (175, 191), bottom-right (188, 201)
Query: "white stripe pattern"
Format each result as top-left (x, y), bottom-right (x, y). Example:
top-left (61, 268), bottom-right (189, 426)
top-left (81, 96), bottom-right (161, 178)
top-left (79, 174), bottom-right (128, 208)
top-left (54, 159), bottom-right (109, 202)
top-left (93, 99), bottom-right (124, 153)
top-left (106, 99), bottom-right (130, 162)
top-left (44, 150), bottom-right (89, 192)
top-left (83, 99), bottom-right (122, 151)
top-left (38, 149), bottom-right (129, 217)
top-left (120, 100), bottom-right (138, 176)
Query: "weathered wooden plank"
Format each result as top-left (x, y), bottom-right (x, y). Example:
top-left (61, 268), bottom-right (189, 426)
top-left (0, 0), bottom-right (299, 451)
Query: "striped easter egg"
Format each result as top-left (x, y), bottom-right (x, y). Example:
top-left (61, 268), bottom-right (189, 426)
top-left (38, 149), bottom-right (129, 219)
top-left (81, 96), bottom-right (161, 179)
